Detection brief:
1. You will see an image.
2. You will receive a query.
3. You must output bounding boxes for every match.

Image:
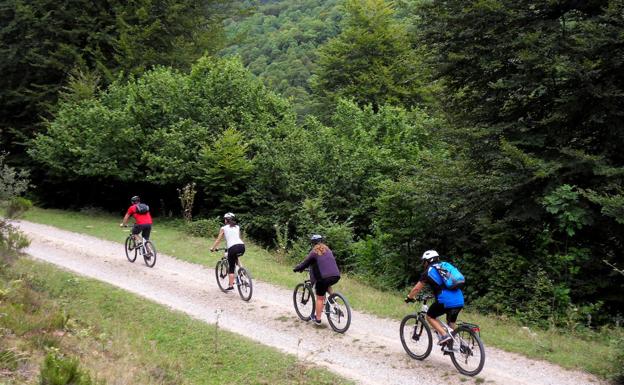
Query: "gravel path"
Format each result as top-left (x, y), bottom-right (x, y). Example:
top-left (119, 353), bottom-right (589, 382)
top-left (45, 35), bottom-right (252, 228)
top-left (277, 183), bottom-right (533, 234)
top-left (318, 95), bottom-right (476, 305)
top-left (16, 220), bottom-right (605, 385)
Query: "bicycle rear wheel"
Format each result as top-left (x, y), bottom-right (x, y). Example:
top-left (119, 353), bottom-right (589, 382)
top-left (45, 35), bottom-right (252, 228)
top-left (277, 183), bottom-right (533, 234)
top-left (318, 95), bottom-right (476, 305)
top-left (326, 292), bottom-right (351, 333)
top-left (449, 326), bottom-right (485, 376)
top-left (125, 236), bottom-right (137, 262)
top-left (236, 268), bottom-right (253, 301)
top-left (215, 260), bottom-right (230, 292)
top-left (143, 240), bottom-right (157, 268)
top-left (293, 283), bottom-right (315, 320)
top-left (399, 314), bottom-right (432, 360)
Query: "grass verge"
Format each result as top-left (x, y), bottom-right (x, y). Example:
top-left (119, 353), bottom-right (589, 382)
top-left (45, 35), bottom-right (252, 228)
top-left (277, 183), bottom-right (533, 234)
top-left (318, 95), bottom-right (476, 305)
top-left (22, 207), bottom-right (623, 379)
top-left (0, 255), bottom-right (349, 384)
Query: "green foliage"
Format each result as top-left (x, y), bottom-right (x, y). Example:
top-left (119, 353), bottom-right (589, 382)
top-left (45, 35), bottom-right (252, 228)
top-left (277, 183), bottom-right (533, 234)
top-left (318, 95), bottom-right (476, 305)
top-left (0, 153), bottom-right (30, 259)
top-left (582, 189), bottom-right (624, 225)
top-left (39, 352), bottom-right (100, 385)
top-left (0, 0), bottom-right (231, 153)
top-left (411, 0), bottom-right (624, 320)
top-left (0, 348), bottom-right (27, 371)
top-left (30, 56), bottom-right (292, 216)
top-left (196, 128), bottom-right (255, 209)
top-left (0, 152), bottom-right (29, 201)
top-left (5, 196), bottom-right (33, 219)
top-left (613, 334), bottom-right (624, 384)
top-left (185, 218), bottom-right (222, 239)
top-left (542, 185), bottom-right (590, 237)
top-left (220, 0), bottom-right (343, 117)
top-left (312, 0), bottom-right (424, 113)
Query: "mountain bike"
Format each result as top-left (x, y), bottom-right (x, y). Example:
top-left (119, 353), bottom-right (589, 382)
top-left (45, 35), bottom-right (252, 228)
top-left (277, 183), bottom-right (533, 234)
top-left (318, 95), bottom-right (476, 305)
top-left (212, 248), bottom-right (253, 301)
top-left (400, 294), bottom-right (485, 376)
top-left (292, 271), bottom-right (351, 333)
top-left (124, 230), bottom-right (157, 268)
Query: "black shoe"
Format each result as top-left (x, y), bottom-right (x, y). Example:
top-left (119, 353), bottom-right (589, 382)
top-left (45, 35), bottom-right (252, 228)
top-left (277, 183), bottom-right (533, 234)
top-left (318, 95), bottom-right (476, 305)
top-left (225, 286), bottom-right (234, 291)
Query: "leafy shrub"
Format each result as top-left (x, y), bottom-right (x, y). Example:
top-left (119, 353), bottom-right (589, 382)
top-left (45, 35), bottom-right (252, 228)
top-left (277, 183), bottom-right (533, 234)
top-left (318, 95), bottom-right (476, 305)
top-left (5, 197), bottom-right (32, 218)
top-left (0, 219), bottom-right (30, 261)
top-left (39, 352), bottom-right (100, 385)
top-left (322, 222), bottom-right (355, 267)
top-left (0, 152), bottom-right (29, 201)
top-left (286, 237), bottom-right (311, 263)
top-left (185, 218), bottom-right (221, 238)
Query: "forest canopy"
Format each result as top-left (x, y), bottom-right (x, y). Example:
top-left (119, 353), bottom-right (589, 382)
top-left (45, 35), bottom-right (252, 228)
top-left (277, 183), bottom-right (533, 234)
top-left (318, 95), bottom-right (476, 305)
top-left (4, 0), bottom-right (624, 326)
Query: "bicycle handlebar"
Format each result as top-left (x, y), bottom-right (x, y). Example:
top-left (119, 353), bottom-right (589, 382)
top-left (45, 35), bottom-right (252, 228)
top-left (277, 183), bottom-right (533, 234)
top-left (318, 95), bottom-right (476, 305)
top-left (211, 247), bottom-right (227, 252)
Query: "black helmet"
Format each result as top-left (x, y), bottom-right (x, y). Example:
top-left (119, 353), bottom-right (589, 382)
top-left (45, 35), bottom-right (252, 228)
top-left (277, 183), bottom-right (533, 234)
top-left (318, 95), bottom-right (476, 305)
top-left (131, 196), bottom-right (140, 204)
top-left (310, 234), bottom-right (324, 245)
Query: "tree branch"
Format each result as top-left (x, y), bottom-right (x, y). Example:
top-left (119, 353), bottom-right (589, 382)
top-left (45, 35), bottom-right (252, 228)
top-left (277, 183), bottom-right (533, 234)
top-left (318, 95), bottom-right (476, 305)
top-left (603, 259), bottom-right (624, 276)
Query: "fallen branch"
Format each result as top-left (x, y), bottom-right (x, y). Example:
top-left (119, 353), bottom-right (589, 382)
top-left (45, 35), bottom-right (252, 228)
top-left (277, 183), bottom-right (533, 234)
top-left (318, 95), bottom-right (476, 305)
top-left (603, 259), bottom-right (624, 276)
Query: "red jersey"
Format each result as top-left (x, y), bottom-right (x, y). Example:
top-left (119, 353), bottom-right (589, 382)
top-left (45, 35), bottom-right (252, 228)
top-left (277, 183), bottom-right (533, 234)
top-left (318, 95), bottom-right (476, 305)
top-left (127, 204), bottom-right (153, 225)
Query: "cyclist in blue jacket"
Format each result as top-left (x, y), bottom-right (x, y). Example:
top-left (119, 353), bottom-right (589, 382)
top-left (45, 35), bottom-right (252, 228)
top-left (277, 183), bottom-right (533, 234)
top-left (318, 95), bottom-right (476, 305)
top-left (405, 250), bottom-right (464, 345)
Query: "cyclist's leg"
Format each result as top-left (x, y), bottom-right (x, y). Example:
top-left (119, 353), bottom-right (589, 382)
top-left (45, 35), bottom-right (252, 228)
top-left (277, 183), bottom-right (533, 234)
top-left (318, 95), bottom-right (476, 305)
top-left (226, 251), bottom-right (236, 288)
top-left (141, 224), bottom-right (152, 241)
top-left (326, 276), bottom-right (340, 300)
top-left (426, 302), bottom-right (448, 336)
top-left (314, 279), bottom-right (330, 321)
top-left (226, 244), bottom-right (244, 288)
top-left (131, 224), bottom-right (141, 243)
top-left (446, 307), bottom-right (462, 330)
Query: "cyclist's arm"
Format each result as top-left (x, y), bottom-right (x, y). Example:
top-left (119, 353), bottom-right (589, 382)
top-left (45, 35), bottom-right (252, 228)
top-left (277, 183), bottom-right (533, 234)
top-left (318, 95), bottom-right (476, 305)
top-left (120, 212), bottom-right (131, 227)
top-left (406, 281), bottom-right (425, 300)
top-left (210, 228), bottom-right (225, 251)
top-left (293, 252), bottom-right (315, 272)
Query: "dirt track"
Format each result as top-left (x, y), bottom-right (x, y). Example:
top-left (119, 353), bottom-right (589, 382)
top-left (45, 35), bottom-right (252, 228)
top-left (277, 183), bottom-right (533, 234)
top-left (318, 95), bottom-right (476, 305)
top-left (16, 220), bottom-right (605, 385)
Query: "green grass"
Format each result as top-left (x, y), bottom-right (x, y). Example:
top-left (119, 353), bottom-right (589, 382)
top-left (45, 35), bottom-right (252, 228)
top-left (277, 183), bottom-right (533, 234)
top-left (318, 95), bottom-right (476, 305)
top-left (22, 207), bottom-right (623, 378)
top-left (0, 256), bottom-right (350, 384)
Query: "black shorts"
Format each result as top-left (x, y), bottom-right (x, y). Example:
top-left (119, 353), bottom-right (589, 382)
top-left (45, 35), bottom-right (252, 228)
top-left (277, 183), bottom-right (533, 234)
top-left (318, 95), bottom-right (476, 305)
top-left (227, 244), bottom-right (245, 273)
top-left (427, 301), bottom-right (462, 324)
top-left (314, 276), bottom-right (340, 297)
top-left (132, 224), bottom-right (152, 240)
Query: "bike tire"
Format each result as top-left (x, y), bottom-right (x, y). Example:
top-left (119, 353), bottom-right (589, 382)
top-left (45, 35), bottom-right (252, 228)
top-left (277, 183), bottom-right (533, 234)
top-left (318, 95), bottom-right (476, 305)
top-left (399, 314), bottom-right (433, 360)
top-left (215, 260), bottom-right (230, 292)
top-left (326, 292), bottom-right (351, 333)
top-left (449, 326), bottom-right (486, 376)
top-left (293, 283), bottom-right (315, 320)
top-left (125, 236), bottom-right (137, 263)
top-left (143, 240), bottom-right (157, 268)
top-left (237, 267), bottom-right (253, 301)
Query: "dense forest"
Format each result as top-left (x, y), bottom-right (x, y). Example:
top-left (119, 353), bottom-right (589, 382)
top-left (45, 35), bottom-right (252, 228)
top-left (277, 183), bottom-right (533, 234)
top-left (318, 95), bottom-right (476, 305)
top-left (2, 0), bottom-right (623, 328)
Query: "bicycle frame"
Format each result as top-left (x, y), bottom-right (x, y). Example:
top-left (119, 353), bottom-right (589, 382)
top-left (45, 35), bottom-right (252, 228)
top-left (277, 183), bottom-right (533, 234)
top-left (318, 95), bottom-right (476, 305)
top-left (417, 296), bottom-right (480, 353)
top-left (301, 277), bottom-right (335, 307)
top-left (218, 249), bottom-right (243, 273)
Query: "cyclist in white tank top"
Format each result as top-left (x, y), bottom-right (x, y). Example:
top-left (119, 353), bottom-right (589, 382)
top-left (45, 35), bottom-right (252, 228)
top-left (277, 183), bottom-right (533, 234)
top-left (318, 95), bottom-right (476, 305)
top-left (210, 212), bottom-right (246, 290)
top-left (222, 224), bottom-right (243, 248)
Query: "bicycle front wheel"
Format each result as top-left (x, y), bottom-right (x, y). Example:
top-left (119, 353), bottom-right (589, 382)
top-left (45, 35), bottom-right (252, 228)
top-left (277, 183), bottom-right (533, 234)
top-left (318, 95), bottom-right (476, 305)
top-left (125, 236), bottom-right (137, 263)
top-left (326, 292), bottom-right (351, 333)
top-left (449, 326), bottom-right (485, 376)
top-left (215, 260), bottom-right (230, 292)
top-left (293, 283), bottom-right (315, 320)
top-left (143, 240), bottom-right (157, 268)
top-left (237, 268), bottom-right (253, 301)
top-left (399, 314), bottom-right (432, 360)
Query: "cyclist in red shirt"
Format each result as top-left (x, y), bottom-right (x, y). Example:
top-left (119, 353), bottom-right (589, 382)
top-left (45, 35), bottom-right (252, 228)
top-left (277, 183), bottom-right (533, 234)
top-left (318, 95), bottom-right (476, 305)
top-left (119, 196), bottom-right (153, 242)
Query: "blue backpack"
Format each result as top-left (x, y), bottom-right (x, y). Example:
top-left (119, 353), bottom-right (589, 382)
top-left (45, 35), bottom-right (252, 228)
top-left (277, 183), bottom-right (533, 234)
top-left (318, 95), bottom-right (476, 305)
top-left (428, 261), bottom-right (465, 290)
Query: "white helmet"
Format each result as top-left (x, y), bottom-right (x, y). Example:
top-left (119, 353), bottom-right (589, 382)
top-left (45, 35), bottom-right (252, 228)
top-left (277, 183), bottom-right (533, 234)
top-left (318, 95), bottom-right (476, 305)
top-left (421, 250), bottom-right (439, 261)
top-left (224, 212), bottom-right (235, 220)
